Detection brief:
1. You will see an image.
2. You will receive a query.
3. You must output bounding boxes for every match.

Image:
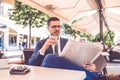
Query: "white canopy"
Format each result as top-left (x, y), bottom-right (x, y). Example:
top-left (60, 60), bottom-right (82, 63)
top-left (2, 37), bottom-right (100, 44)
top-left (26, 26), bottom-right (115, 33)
top-left (16, 0), bottom-right (99, 23)
top-left (17, 0), bottom-right (120, 22)
top-left (72, 12), bottom-right (120, 35)
top-left (17, 0), bottom-right (120, 35)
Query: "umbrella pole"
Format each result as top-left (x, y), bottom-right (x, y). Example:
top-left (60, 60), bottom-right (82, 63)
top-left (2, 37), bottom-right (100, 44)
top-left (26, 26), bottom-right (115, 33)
top-left (96, 0), bottom-right (103, 42)
top-left (99, 9), bottom-right (103, 42)
top-left (96, 0), bottom-right (106, 50)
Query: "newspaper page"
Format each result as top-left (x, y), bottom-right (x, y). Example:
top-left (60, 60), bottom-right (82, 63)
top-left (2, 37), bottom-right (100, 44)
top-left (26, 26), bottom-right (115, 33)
top-left (59, 39), bottom-right (103, 67)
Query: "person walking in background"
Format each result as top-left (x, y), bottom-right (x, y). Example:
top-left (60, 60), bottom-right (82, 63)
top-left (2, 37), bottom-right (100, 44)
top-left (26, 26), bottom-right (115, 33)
top-left (18, 39), bottom-right (22, 50)
top-left (22, 39), bottom-right (27, 49)
top-left (28, 17), bottom-right (120, 80)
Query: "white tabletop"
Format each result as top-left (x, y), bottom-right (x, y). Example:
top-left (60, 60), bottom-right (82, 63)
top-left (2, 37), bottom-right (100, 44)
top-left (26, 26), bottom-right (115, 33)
top-left (0, 64), bottom-right (86, 80)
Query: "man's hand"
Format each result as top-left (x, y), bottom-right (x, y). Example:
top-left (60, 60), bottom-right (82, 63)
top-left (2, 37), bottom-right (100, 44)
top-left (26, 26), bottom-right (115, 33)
top-left (83, 62), bottom-right (96, 72)
top-left (40, 36), bottom-right (57, 55)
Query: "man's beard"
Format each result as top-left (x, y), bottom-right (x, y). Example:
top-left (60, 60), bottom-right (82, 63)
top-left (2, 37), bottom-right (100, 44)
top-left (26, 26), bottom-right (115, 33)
top-left (53, 31), bottom-right (60, 36)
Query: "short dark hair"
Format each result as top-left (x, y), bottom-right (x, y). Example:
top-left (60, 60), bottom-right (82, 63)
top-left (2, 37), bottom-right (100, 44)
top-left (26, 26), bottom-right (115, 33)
top-left (47, 17), bottom-right (60, 26)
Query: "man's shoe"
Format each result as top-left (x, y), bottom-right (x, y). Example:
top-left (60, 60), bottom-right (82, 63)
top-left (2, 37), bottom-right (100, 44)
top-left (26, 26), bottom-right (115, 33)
top-left (106, 74), bottom-right (120, 80)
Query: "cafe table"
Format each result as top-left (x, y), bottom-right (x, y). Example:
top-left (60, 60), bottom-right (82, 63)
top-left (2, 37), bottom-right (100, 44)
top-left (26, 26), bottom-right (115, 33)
top-left (0, 64), bottom-right (86, 80)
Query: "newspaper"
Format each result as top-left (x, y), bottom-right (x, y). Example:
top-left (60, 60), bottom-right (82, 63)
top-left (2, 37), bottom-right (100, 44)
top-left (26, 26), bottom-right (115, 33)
top-left (59, 39), bottom-right (103, 67)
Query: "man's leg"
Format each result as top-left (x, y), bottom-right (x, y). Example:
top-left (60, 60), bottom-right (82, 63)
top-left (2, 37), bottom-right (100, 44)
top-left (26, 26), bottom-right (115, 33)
top-left (41, 54), bottom-right (99, 80)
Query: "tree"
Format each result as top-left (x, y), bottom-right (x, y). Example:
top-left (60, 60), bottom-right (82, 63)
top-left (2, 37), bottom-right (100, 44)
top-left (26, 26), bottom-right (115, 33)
top-left (62, 16), bottom-right (115, 48)
top-left (62, 23), bottom-right (78, 38)
top-left (62, 22), bottom-right (115, 49)
top-left (95, 30), bottom-right (115, 45)
top-left (62, 23), bottom-right (95, 41)
top-left (9, 0), bottom-right (49, 49)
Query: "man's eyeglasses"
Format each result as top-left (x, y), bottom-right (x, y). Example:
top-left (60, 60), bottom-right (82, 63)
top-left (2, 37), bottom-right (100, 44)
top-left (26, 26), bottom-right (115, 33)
top-left (50, 25), bottom-right (62, 28)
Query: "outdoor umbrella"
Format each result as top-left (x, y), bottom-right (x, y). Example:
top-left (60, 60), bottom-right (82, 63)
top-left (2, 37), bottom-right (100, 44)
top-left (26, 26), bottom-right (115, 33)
top-left (72, 0), bottom-right (120, 40)
top-left (17, 0), bottom-right (98, 22)
top-left (72, 12), bottom-right (120, 35)
top-left (17, 0), bottom-right (120, 40)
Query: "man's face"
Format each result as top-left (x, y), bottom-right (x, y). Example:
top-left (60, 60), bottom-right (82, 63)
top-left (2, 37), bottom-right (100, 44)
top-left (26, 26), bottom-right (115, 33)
top-left (47, 21), bottom-right (61, 37)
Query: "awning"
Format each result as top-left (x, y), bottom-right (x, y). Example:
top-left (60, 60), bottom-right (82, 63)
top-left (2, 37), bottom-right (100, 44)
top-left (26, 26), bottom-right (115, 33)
top-left (72, 12), bottom-right (120, 35)
top-left (15, 0), bottom-right (120, 36)
top-left (1, 0), bottom-right (14, 5)
top-left (17, 0), bottom-right (98, 23)
top-left (17, 0), bottom-right (120, 23)
top-left (8, 21), bottom-right (49, 37)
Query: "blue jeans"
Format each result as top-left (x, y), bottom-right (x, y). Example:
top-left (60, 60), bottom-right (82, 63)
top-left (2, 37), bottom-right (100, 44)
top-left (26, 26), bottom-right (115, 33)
top-left (41, 54), bottom-right (99, 80)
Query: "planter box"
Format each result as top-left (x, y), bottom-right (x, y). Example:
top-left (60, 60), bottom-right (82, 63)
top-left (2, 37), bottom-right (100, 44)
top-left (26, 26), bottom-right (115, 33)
top-left (23, 49), bottom-right (34, 64)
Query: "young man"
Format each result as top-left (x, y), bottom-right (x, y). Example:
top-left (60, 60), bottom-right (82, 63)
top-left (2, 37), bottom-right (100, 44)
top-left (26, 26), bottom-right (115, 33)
top-left (28, 17), bottom-right (120, 80)
top-left (28, 17), bottom-right (67, 66)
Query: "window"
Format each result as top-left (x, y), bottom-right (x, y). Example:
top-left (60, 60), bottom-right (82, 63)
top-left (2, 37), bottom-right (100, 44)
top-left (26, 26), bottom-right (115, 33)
top-left (9, 34), bottom-right (17, 46)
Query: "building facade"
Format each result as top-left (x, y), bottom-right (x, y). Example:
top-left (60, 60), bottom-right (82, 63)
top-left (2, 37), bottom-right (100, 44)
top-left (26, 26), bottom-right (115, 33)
top-left (0, 2), bottom-right (49, 51)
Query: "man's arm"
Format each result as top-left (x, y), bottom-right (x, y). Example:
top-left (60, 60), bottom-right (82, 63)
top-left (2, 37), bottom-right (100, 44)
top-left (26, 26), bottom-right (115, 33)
top-left (28, 37), bottom-right (57, 66)
top-left (28, 40), bottom-right (46, 66)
